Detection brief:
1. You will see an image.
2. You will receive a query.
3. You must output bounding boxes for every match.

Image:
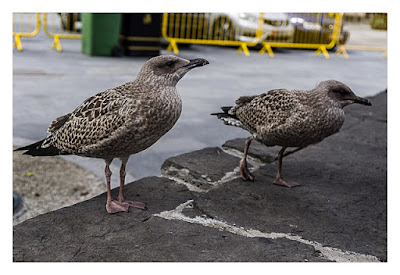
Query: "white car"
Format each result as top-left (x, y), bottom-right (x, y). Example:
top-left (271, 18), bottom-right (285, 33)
top-left (209, 13), bottom-right (294, 43)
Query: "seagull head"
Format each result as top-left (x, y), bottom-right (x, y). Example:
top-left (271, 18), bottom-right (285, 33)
top-left (319, 80), bottom-right (372, 108)
top-left (137, 55), bottom-right (209, 87)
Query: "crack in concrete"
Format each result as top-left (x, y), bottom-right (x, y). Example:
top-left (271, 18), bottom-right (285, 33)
top-left (160, 147), bottom-right (265, 193)
top-left (154, 200), bottom-right (380, 262)
top-left (222, 145), bottom-right (303, 163)
top-left (161, 166), bottom-right (207, 193)
top-left (161, 165), bottom-right (244, 193)
top-left (70, 246), bottom-right (82, 261)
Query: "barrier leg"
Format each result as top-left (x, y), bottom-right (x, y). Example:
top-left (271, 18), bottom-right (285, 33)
top-left (259, 43), bottom-right (274, 58)
top-left (335, 45), bottom-right (349, 59)
top-left (166, 39), bottom-right (179, 54)
top-left (14, 35), bottom-right (23, 51)
top-left (236, 43), bottom-right (250, 56)
top-left (51, 35), bottom-right (62, 52)
top-left (314, 46), bottom-right (330, 59)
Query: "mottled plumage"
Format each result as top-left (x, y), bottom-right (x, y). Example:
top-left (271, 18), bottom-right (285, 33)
top-left (213, 80), bottom-right (372, 187)
top-left (42, 83), bottom-right (182, 160)
top-left (16, 55), bottom-right (209, 213)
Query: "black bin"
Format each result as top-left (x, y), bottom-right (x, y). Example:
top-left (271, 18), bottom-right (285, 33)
top-left (120, 13), bottom-right (162, 57)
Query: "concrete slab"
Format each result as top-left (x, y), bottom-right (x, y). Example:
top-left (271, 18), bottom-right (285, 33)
top-left (13, 176), bottom-right (328, 262)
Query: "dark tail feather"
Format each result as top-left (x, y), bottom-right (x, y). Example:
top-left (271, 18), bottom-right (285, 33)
top-left (220, 106), bottom-right (232, 114)
top-left (14, 139), bottom-right (67, 156)
top-left (210, 106), bottom-right (234, 117)
top-left (14, 139), bottom-right (45, 151)
top-left (211, 106), bottom-right (243, 128)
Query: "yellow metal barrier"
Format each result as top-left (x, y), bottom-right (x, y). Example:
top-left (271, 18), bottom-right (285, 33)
top-left (13, 13), bottom-right (41, 51)
top-left (43, 13), bottom-right (82, 52)
top-left (259, 13), bottom-right (343, 59)
top-left (335, 13), bottom-right (387, 59)
top-left (16, 12), bottom-right (382, 59)
top-left (162, 13), bottom-right (345, 59)
top-left (162, 13), bottom-right (265, 56)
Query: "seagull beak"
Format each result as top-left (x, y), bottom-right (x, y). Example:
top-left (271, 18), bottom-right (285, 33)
top-left (184, 58), bottom-right (209, 69)
top-left (352, 96), bottom-right (372, 106)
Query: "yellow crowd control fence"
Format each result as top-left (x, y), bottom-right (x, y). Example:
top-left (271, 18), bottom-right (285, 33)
top-left (13, 13), bottom-right (82, 52)
top-left (43, 13), bottom-right (82, 52)
top-left (335, 13), bottom-right (387, 59)
top-left (260, 13), bottom-right (343, 59)
top-left (162, 13), bottom-right (345, 59)
top-left (13, 13), bottom-right (41, 51)
top-left (14, 13), bottom-right (386, 58)
top-left (162, 13), bottom-right (265, 56)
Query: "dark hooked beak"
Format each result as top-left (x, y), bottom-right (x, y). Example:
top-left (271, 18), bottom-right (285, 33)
top-left (184, 58), bottom-right (209, 69)
top-left (352, 96), bottom-right (372, 106)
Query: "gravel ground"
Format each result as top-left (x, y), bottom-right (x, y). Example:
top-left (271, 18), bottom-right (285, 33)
top-left (13, 148), bottom-right (105, 226)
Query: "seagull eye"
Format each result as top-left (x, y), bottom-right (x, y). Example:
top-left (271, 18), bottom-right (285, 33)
top-left (333, 89), bottom-right (346, 95)
top-left (165, 61), bottom-right (175, 68)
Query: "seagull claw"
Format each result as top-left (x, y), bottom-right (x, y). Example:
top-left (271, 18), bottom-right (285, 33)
top-left (106, 200), bottom-right (146, 213)
top-left (240, 158), bottom-right (254, 182)
top-left (273, 178), bottom-right (301, 188)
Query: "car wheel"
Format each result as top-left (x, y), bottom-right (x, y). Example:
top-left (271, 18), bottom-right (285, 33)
top-left (212, 17), bottom-right (235, 40)
top-left (59, 13), bottom-right (80, 32)
top-left (339, 30), bottom-right (349, 45)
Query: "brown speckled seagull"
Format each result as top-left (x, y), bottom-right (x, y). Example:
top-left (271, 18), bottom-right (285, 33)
top-left (15, 55), bottom-right (209, 213)
top-left (212, 80), bottom-right (371, 187)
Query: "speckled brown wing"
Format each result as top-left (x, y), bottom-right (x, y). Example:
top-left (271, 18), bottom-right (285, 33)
top-left (47, 112), bottom-right (72, 133)
top-left (233, 88), bottom-right (345, 147)
top-left (42, 88), bottom-right (132, 156)
top-left (233, 89), bottom-right (300, 136)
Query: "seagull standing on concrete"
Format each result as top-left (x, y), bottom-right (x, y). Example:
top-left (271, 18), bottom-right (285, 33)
top-left (212, 80), bottom-right (371, 187)
top-left (15, 55), bottom-right (209, 213)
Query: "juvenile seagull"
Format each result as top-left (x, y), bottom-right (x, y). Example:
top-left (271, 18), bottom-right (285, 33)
top-left (212, 80), bottom-right (371, 187)
top-left (15, 55), bottom-right (209, 213)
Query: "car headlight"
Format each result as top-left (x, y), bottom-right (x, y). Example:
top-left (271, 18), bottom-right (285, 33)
top-left (303, 22), bottom-right (322, 31)
top-left (290, 17), bottom-right (305, 24)
top-left (238, 13), bottom-right (258, 23)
